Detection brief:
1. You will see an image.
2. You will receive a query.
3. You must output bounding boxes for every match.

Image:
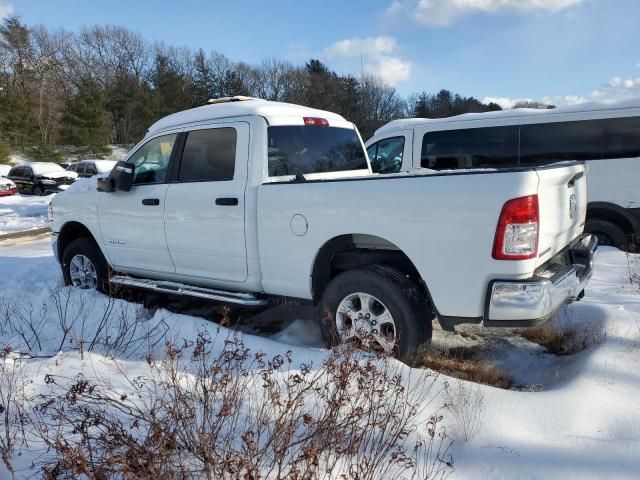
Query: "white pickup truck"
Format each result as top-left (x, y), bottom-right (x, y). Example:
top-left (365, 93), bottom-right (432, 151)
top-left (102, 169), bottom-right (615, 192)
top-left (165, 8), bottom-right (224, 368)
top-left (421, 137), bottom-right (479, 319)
top-left (49, 97), bottom-right (596, 360)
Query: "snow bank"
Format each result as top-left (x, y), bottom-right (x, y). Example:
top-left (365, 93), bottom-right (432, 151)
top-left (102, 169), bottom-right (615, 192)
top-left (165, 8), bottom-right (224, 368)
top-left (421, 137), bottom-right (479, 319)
top-left (0, 195), bottom-right (52, 235)
top-left (1, 241), bottom-right (639, 478)
top-left (63, 173), bottom-right (107, 193)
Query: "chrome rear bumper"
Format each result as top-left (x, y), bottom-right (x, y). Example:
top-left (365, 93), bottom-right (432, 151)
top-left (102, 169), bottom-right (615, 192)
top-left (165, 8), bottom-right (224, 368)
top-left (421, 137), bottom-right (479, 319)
top-left (485, 234), bottom-right (597, 327)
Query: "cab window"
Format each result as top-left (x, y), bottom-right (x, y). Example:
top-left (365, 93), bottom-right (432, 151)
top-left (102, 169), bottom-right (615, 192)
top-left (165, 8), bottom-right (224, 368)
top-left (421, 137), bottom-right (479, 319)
top-left (367, 136), bottom-right (405, 174)
top-left (128, 134), bottom-right (177, 185)
top-left (179, 128), bottom-right (236, 182)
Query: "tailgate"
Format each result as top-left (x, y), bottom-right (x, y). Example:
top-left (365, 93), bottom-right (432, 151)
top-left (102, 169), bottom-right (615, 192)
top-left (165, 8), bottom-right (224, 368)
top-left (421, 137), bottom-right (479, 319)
top-left (535, 163), bottom-right (587, 266)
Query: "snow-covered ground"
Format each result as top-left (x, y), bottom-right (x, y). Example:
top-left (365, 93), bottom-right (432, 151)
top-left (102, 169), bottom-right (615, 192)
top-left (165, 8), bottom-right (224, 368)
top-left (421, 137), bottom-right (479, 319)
top-left (0, 238), bottom-right (639, 479)
top-left (0, 194), bottom-right (52, 235)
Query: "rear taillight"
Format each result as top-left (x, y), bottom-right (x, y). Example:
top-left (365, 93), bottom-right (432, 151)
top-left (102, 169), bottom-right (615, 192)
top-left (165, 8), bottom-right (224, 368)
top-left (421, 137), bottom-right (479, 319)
top-left (492, 194), bottom-right (539, 260)
top-left (303, 117), bottom-right (329, 126)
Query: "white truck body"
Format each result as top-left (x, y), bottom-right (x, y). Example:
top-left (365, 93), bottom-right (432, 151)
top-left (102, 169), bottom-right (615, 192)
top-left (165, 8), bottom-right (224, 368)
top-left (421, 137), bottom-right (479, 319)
top-left (50, 98), bottom-right (595, 337)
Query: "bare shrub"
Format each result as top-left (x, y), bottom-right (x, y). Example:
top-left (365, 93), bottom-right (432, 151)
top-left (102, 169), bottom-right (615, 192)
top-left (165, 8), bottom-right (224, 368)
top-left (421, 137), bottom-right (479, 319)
top-left (443, 380), bottom-right (485, 442)
top-left (27, 331), bottom-right (453, 479)
top-left (0, 287), bottom-right (170, 359)
top-left (626, 249), bottom-right (640, 289)
top-left (0, 348), bottom-right (28, 475)
top-left (416, 350), bottom-right (512, 389)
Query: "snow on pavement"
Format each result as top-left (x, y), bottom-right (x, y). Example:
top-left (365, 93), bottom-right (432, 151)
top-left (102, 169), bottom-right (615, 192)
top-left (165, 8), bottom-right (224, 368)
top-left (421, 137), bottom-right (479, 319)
top-left (0, 240), bottom-right (639, 479)
top-left (0, 194), bottom-right (52, 235)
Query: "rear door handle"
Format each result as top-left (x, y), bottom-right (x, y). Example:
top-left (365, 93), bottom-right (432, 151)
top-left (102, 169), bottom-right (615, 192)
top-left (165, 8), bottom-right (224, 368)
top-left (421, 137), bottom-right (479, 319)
top-left (142, 198), bottom-right (160, 206)
top-left (215, 197), bottom-right (239, 206)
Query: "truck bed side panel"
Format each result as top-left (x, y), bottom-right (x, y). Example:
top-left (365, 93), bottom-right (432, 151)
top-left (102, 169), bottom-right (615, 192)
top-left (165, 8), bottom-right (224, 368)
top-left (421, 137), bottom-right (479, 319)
top-left (257, 170), bottom-right (543, 319)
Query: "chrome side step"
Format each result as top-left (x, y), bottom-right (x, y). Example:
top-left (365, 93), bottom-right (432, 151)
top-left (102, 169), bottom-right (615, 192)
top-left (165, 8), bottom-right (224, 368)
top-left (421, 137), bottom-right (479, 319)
top-left (110, 275), bottom-right (267, 307)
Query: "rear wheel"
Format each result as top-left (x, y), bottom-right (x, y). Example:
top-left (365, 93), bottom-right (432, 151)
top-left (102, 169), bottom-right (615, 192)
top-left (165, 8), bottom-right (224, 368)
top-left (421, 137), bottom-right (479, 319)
top-left (318, 265), bottom-right (432, 362)
top-left (62, 238), bottom-right (110, 292)
top-left (585, 219), bottom-right (628, 250)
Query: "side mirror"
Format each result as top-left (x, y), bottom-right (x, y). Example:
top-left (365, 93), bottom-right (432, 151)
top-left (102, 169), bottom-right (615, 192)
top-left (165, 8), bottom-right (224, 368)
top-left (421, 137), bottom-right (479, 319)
top-left (98, 161), bottom-right (135, 193)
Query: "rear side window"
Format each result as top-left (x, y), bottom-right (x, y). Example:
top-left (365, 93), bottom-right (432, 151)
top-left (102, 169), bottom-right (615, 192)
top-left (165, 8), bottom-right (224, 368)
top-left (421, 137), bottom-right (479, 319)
top-left (602, 116), bottom-right (640, 159)
top-left (179, 128), bottom-right (237, 182)
top-left (268, 126), bottom-right (367, 176)
top-left (421, 126), bottom-right (519, 170)
top-left (367, 136), bottom-right (405, 174)
top-left (520, 120), bottom-right (603, 164)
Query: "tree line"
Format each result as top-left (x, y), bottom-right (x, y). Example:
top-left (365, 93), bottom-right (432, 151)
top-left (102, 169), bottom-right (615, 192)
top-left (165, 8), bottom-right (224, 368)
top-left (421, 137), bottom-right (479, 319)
top-left (0, 15), bottom-right (508, 164)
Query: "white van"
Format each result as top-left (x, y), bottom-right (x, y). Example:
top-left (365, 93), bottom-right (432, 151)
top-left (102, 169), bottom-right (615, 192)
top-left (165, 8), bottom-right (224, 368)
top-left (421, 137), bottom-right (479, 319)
top-left (366, 99), bottom-right (640, 249)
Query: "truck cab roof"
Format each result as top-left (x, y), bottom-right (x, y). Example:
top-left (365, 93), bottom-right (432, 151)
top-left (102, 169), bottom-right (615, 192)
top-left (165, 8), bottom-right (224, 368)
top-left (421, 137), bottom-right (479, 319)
top-left (147, 97), bottom-right (350, 135)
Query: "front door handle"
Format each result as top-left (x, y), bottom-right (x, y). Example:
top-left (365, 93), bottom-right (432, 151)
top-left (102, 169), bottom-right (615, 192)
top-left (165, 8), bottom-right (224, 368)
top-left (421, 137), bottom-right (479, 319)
top-left (215, 197), bottom-right (239, 206)
top-left (142, 198), bottom-right (160, 206)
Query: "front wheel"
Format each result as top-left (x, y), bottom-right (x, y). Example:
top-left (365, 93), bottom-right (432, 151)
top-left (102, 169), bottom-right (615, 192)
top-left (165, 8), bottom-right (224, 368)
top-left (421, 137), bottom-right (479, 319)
top-left (62, 238), bottom-right (110, 292)
top-left (318, 265), bottom-right (432, 362)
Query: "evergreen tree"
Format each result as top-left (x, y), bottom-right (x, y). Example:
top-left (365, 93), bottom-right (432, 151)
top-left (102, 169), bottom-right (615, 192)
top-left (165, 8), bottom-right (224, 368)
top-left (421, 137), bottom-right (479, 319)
top-left (304, 59), bottom-right (338, 111)
top-left (151, 53), bottom-right (193, 118)
top-left (0, 138), bottom-right (10, 164)
top-left (192, 49), bottom-right (214, 105)
top-left (0, 86), bottom-right (38, 150)
top-left (219, 70), bottom-right (250, 97)
top-left (60, 78), bottom-right (110, 154)
top-left (106, 72), bottom-right (155, 144)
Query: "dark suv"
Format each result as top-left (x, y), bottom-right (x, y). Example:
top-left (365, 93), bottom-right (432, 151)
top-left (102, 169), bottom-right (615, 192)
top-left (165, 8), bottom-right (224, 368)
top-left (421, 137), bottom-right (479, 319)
top-left (8, 162), bottom-right (78, 195)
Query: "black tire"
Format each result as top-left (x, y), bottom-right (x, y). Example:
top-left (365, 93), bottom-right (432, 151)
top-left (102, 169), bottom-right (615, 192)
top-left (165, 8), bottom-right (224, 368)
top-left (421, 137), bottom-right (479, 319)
top-left (62, 238), bottom-right (110, 292)
top-left (585, 219), bottom-right (628, 250)
top-left (318, 265), bottom-right (432, 362)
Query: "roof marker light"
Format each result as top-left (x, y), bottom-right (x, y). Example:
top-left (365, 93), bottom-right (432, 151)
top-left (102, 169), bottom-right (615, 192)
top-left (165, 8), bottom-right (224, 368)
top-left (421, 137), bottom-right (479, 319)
top-left (303, 117), bottom-right (329, 126)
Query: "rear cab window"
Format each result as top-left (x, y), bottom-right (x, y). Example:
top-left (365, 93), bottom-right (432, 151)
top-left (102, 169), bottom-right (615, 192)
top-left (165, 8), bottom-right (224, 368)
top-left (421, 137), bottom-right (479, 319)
top-left (179, 128), bottom-right (237, 182)
top-left (267, 125), bottom-right (369, 180)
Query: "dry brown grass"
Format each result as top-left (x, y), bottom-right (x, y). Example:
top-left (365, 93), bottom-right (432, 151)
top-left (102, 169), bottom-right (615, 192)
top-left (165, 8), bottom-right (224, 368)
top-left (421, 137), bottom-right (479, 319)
top-left (415, 350), bottom-right (512, 390)
top-left (514, 327), bottom-right (576, 355)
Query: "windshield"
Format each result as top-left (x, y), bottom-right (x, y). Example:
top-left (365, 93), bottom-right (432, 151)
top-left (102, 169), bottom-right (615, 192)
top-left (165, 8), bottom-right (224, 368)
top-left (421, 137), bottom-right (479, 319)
top-left (267, 126), bottom-right (368, 177)
top-left (30, 163), bottom-right (65, 175)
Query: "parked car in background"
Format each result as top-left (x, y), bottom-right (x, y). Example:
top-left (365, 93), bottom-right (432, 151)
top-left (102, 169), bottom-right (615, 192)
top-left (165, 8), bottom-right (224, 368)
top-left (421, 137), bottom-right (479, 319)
top-left (0, 176), bottom-right (18, 196)
top-left (66, 159), bottom-right (117, 178)
top-left (8, 162), bottom-right (77, 195)
top-left (366, 98), bottom-right (640, 250)
top-left (0, 164), bottom-right (11, 177)
top-left (50, 97), bottom-right (595, 361)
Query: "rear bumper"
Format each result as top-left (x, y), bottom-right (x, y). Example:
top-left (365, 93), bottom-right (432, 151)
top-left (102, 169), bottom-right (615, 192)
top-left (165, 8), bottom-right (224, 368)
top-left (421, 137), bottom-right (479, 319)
top-left (0, 187), bottom-right (18, 196)
top-left (484, 234), bottom-right (597, 327)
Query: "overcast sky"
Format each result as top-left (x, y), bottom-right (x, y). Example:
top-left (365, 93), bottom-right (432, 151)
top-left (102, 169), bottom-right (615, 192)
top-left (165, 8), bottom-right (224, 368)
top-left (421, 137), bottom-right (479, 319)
top-left (6, 0), bottom-right (640, 107)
